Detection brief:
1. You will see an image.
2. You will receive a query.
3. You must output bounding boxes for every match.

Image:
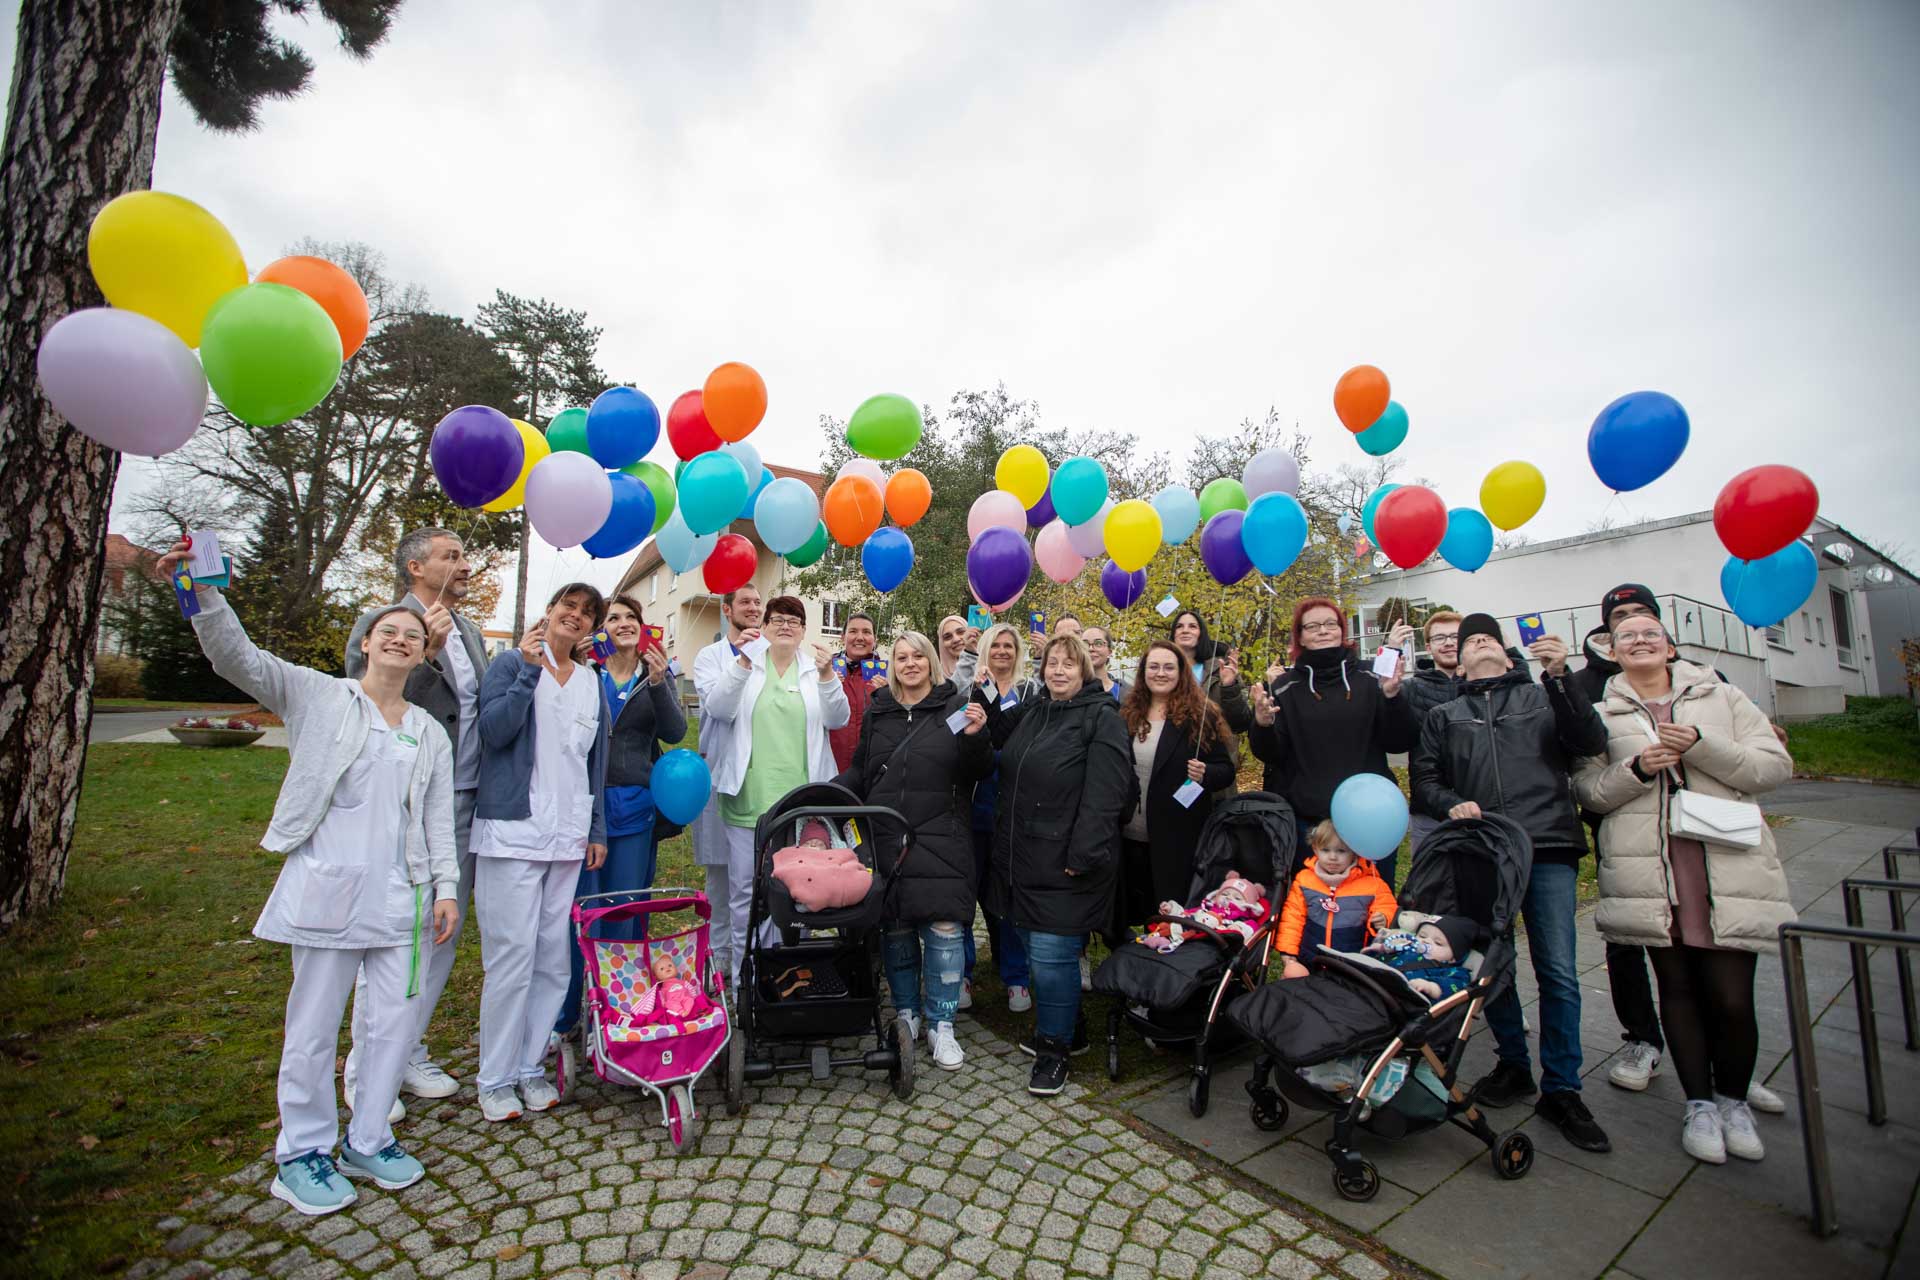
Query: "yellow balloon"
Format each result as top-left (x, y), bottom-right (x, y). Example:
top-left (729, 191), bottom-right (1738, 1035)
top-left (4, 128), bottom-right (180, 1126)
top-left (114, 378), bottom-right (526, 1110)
top-left (1480, 460), bottom-right (1546, 531)
top-left (482, 419), bottom-right (550, 512)
top-left (1103, 499), bottom-right (1162, 572)
top-left (994, 443), bottom-right (1049, 508)
top-left (87, 191), bottom-right (248, 347)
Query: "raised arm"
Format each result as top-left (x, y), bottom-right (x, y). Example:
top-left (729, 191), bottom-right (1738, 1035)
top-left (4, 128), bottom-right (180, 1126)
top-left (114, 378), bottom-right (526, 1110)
top-left (187, 589), bottom-right (334, 717)
top-left (476, 651), bottom-right (542, 748)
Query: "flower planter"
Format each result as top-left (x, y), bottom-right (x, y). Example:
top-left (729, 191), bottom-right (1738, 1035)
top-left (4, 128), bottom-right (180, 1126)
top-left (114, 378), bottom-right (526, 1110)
top-left (166, 727), bottom-right (265, 748)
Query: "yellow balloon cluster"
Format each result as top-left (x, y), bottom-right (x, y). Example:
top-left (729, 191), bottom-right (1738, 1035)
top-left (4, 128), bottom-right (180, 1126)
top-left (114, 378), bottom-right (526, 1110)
top-left (1480, 461), bottom-right (1546, 531)
top-left (482, 419), bottom-right (551, 512)
top-left (87, 191), bottom-right (248, 347)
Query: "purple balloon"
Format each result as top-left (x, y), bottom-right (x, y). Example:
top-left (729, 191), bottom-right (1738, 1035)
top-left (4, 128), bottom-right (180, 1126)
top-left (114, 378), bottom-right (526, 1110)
top-left (1200, 510), bottom-right (1252, 585)
top-left (1100, 561), bottom-right (1148, 610)
top-left (966, 526), bottom-right (1033, 606)
top-left (431, 404), bottom-right (522, 508)
top-left (1026, 485), bottom-right (1056, 528)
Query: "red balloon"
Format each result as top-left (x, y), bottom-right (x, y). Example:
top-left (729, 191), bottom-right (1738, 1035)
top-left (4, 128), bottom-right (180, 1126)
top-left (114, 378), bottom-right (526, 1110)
top-left (1373, 485), bottom-right (1447, 568)
top-left (1714, 465), bottom-right (1818, 561)
top-left (667, 390), bottom-right (722, 460)
top-left (702, 533), bottom-right (757, 594)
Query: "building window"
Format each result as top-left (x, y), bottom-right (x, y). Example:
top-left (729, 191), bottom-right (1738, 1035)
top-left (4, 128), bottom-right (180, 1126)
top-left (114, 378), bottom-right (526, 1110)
top-left (1765, 622), bottom-right (1789, 650)
top-left (1801, 611), bottom-right (1812, 642)
top-left (669, 569), bottom-right (678, 593)
top-left (1815, 615), bottom-right (1825, 646)
top-left (820, 600), bottom-right (846, 636)
top-left (666, 614), bottom-right (676, 646)
top-left (649, 571), bottom-right (658, 604)
top-left (1831, 588), bottom-right (1854, 667)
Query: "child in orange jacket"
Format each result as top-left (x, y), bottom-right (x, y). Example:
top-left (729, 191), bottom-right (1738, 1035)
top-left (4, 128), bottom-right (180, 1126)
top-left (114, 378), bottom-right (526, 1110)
top-left (1277, 820), bottom-right (1398, 978)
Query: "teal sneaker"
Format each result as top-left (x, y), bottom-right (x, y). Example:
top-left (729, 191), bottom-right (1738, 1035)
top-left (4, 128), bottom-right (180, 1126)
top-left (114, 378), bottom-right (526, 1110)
top-left (270, 1151), bottom-right (358, 1216)
top-left (337, 1140), bottom-right (426, 1190)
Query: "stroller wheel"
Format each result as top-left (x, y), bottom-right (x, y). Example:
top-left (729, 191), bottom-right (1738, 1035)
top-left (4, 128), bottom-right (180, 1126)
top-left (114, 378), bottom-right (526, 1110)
top-left (1250, 1091), bottom-right (1288, 1132)
top-left (1187, 1073), bottom-right (1211, 1118)
top-left (1106, 1010), bottom-right (1122, 1082)
top-left (722, 1032), bottom-right (746, 1117)
top-left (666, 1084), bottom-right (699, 1154)
top-left (1493, 1130), bottom-right (1534, 1181)
top-left (888, 1015), bottom-right (916, 1101)
top-left (1332, 1158), bottom-right (1380, 1202)
top-left (555, 1036), bottom-right (577, 1101)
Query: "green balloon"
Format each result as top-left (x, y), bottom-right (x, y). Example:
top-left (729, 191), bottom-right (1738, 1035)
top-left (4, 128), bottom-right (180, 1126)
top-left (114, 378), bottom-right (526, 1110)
top-left (1199, 477), bottom-right (1249, 522)
top-left (621, 459), bottom-right (677, 535)
top-left (545, 406), bottom-right (590, 454)
top-left (846, 393), bottom-right (922, 461)
top-left (199, 282), bottom-right (342, 426)
top-left (785, 521), bottom-right (830, 568)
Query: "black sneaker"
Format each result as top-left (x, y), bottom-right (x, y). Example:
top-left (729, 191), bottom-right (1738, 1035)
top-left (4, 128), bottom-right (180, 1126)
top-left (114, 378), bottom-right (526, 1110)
top-left (1537, 1090), bottom-right (1612, 1153)
top-left (1028, 1037), bottom-right (1070, 1096)
top-left (1019, 1018), bottom-right (1090, 1057)
top-left (1471, 1061), bottom-right (1539, 1109)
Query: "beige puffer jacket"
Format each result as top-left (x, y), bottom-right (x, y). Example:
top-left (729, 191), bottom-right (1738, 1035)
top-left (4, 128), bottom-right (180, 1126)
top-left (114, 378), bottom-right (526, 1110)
top-left (1572, 661), bottom-right (1794, 953)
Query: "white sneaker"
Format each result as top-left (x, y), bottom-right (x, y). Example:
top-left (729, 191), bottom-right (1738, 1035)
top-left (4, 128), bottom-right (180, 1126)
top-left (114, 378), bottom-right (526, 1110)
top-left (401, 1060), bottom-right (459, 1100)
top-left (520, 1077), bottom-right (560, 1112)
top-left (957, 981), bottom-right (973, 1012)
top-left (1006, 985), bottom-right (1033, 1014)
top-left (1607, 1041), bottom-right (1661, 1092)
top-left (899, 1011), bottom-right (922, 1041)
top-left (342, 1076), bottom-right (405, 1126)
top-left (1682, 1101), bottom-right (1727, 1164)
top-left (1717, 1096), bottom-right (1765, 1160)
top-left (928, 1022), bottom-right (964, 1071)
top-left (479, 1086), bottom-right (523, 1123)
top-left (1079, 955), bottom-right (1093, 992)
top-left (1747, 1081), bottom-right (1786, 1114)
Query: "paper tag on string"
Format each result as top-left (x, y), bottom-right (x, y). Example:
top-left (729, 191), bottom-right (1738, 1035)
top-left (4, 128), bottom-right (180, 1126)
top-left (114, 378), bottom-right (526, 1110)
top-left (1156, 595), bottom-right (1180, 618)
top-left (185, 530), bottom-right (224, 583)
top-left (1173, 779), bottom-right (1205, 808)
top-left (1371, 647), bottom-right (1402, 679)
top-left (743, 635), bottom-right (771, 663)
top-left (945, 706), bottom-right (971, 734)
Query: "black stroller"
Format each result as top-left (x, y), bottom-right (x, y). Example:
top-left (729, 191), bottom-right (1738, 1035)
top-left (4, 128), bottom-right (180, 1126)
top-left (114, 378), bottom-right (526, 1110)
top-left (726, 781), bottom-right (914, 1108)
top-left (1229, 814), bottom-right (1538, 1201)
top-left (1093, 791), bottom-right (1298, 1117)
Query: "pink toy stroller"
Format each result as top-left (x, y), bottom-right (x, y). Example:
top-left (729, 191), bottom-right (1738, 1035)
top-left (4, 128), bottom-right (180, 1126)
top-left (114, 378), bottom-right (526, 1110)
top-left (557, 887), bottom-right (737, 1152)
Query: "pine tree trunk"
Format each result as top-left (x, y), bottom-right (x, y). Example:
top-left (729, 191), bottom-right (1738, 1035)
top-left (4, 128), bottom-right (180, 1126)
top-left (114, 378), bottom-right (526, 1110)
top-left (0, 0), bottom-right (183, 928)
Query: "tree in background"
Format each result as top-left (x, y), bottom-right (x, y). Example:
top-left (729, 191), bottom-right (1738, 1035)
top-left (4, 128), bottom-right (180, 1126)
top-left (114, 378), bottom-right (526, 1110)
top-left (0, 0), bottom-right (406, 927)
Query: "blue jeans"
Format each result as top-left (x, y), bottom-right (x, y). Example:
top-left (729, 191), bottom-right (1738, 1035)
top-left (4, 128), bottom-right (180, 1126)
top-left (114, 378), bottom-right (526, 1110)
top-left (555, 824), bottom-right (658, 1036)
top-left (884, 922), bottom-right (967, 1025)
top-left (1017, 929), bottom-right (1083, 1042)
top-left (1484, 860), bottom-right (1583, 1095)
top-left (966, 827), bottom-right (1029, 986)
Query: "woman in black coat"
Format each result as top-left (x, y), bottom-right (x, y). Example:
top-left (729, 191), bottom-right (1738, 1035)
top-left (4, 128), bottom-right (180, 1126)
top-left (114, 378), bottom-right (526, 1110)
top-left (1115, 640), bottom-right (1238, 928)
top-left (837, 631), bottom-right (992, 1072)
top-left (977, 633), bottom-right (1132, 1096)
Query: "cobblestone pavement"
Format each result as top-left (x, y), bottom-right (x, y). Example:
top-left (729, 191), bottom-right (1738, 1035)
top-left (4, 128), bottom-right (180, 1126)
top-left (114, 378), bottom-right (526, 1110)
top-left (129, 1018), bottom-right (1403, 1280)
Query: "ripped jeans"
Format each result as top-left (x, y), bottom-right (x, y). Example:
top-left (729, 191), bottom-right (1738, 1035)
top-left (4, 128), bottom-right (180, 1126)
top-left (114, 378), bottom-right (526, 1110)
top-left (884, 922), bottom-right (967, 1026)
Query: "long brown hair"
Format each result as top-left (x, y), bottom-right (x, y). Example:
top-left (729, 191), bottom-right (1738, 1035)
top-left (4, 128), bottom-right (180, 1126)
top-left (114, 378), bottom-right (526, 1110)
top-left (1122, 640), bottom-right (1226, 750)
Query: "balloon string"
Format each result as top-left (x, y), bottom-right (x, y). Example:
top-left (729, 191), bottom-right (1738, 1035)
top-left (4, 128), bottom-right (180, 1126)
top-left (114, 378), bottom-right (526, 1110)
top-left (426, 504), bottom-right (487, 613)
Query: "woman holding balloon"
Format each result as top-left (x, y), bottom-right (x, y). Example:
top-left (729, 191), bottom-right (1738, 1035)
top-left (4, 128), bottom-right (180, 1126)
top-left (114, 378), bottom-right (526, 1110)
top-left (1167, 610), bottom-right (1252, 772)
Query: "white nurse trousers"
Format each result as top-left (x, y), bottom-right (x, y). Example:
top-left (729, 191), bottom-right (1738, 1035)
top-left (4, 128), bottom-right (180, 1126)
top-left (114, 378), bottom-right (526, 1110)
top-left (475, 855), bottom-right (581, 1092)
top-left (277, 943), bottom-right (419, 1162)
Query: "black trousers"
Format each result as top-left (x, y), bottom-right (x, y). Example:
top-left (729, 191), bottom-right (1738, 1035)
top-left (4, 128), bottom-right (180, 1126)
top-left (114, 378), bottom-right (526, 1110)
top-left (1606, 942), bottom-right (1666, 1051)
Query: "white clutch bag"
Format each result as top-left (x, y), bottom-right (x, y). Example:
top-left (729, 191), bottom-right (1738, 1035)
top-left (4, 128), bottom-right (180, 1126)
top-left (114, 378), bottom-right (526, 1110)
top-left (1669, 788), bottom-right (1764, 850)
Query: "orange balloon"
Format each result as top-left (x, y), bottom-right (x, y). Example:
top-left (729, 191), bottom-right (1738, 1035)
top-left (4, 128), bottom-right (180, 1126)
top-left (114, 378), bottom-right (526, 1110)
top-left (885, 468), bottom-right (932, 527)
top-left (1333, 364), bottom-right (1391, 434)
top-left (703, 361), bottom-right (767, 442)
top-left (255, 255), bottom-right (370, 360)
top-left (823, 474), bottom-right (884, 546)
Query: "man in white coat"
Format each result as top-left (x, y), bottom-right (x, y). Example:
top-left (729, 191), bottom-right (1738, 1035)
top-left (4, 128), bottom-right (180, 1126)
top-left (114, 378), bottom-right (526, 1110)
top-left (692, 585), bottom-right (764, 983)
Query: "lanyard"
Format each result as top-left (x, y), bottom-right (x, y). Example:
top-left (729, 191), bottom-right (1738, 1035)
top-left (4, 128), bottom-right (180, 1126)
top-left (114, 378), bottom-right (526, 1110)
top-left (406, 885), bottom-right (424, 997)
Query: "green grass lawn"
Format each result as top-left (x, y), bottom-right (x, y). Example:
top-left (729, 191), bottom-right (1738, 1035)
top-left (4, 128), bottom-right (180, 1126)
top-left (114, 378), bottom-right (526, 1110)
top-left (1787, 695), bottom-right (1920, 785)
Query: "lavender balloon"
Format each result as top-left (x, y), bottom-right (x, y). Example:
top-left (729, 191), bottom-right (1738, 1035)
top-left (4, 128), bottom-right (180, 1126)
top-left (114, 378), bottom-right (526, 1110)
top-left (966, 526), bottom-right (1033, 606)
top-left (1026, 485), bottom-right (1056, 528)
top-left (431, 405), bottom-right (523, 508)
top-left (1200, 510), bottom-right (1253, 585)
top-left (1100, 561), bottom-right (1148, 610)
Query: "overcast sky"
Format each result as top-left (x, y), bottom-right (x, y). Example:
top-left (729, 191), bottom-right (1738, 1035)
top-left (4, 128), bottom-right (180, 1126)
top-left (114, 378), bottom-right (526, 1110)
top-left (7, 0), bottom-right (1917, 629)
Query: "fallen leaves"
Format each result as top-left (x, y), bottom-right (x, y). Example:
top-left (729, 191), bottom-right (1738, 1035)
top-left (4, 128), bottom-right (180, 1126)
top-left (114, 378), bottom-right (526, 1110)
top-left (497, 1245), bottom-right (527, 1261)
top-left (77, 1135), bottom-right (99, 1150)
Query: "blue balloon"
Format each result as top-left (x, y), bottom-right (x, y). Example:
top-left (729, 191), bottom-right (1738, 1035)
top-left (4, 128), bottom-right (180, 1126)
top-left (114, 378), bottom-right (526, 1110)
top-left (1437, 507), bottom-right (1495, 573)
top-left (1026, 485), bottom-right (1055, 529)
top-left (861, 526), bottom-right (915, 593)
top-left (1355, 401), bottom-right (1408, 457)
top-left (651, 748), bottom-right (713, 825)
top-left (1241, 493), bottom-right (1310, 575)
top-left (1051, 456), bottom-right (1110, 526)
top-left (585, 387), bottom-right (660, 469)
top-left (1721, 541), bottom-right (1817, 629)
top-left (1337, 512), bottom-right (1353, 536)
top-left (581, 471), bottom-right (657, 560)
top-left (753, 475), bottom-right (820, 554)
top-left (740, 465), bottom-right (774, 519)
top-left (656, 507), bottom-right (717, 572)
top-left (1329, 774), bottom-right (1409, 863)
top-left (1152, 484), bottom-right (1201, 544)
top-left (678, 451), bottom-right (750, 534)
top-left (1589, 390), bottom-right (1689, 493)
top-left (1361, 483), bottom-right (1401, 545)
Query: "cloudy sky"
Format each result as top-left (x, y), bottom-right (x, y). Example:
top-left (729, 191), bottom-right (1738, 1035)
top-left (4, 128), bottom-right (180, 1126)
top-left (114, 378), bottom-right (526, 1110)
top-left (8, 1), bottom-right (1918, 627)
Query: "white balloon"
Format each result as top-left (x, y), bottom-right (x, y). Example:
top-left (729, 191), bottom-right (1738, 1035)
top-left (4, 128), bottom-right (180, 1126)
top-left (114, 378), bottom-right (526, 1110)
top-left (656, 506), bottom-right (718, 572)
top-left (36, 308), bottom-right (208, 457)
top-left (524, 451), bottom-right (613, 548)
top-left (1243, 448), bottom-right (1301, 499)
top-left (1066, 499), bottom-right (1113, 558)
top-left (839, 457), bottom-right (886, 490)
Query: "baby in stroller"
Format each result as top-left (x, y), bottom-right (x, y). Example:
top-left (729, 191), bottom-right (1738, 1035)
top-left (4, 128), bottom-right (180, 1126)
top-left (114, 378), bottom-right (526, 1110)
top-left (1366, 914), bottom-right (1475, 1001)
top-left (770, 818), bottom-right (873, 913)
top-left (1138, 872), bottom-right (1269, 952)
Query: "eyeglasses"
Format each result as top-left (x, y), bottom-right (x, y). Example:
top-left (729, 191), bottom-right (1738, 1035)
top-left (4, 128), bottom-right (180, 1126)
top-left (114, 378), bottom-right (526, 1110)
top-left (1428, 633), bottom-right (1459, 646)
top-left (1086, 637), bottom-right (1110, 649)
top-left (764, 615), bottom-right (803, 631)
top-left (1300, 619), bottom-right (1342, 634)
top-left (373, 625), bottom-right (425, 647)
top-left (1614, 629), bottom-right (1666, 645)
top-left (1143, 662), bottom-right (1180, 676)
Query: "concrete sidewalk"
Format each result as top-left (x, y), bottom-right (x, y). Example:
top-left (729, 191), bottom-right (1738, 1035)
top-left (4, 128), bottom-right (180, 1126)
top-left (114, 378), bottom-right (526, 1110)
top-left (1129, 787), bottom-right (1920, 1280)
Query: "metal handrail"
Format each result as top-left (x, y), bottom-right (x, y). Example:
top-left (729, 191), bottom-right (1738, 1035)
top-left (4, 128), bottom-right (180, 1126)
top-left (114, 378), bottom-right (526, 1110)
top-left (1883, 842), bottom-right (1920, 1049)
top-left (1780, 907), bottom-right (1920, 1238)
top-left (1838, 880), bottom-right (1920, 1120)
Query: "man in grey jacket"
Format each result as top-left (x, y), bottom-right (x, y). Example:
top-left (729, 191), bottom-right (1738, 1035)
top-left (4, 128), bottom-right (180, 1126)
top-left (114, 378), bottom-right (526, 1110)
top-left (342, 528), bottom-right (489, 1115)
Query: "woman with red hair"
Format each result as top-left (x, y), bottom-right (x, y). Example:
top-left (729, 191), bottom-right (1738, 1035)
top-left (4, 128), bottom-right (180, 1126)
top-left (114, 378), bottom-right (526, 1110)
top-left (1249, 599), bottom-right (1416, 883)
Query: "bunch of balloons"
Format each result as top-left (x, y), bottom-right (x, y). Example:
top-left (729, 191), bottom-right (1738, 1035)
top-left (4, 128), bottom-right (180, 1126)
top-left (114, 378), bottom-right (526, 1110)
top-left (1715, 464), bottom-right (1820, 628)
top-left (1334, 365), bottom-right (1410, 458)
top-left (37, 191), bottom-right (366, 456)
top-left (809, 394), bottom-right (933, 593)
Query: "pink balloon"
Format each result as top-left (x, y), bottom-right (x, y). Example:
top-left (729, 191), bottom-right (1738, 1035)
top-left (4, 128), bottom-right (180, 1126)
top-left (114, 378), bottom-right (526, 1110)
top-left (840, 458), bottom-right (886, 491)
top-left (968, 490), bottom-right (1028, 542)
top-left (1034, 519), bottom-right (1087, 584)
top-left (36, 308), bottom-right (208, 457)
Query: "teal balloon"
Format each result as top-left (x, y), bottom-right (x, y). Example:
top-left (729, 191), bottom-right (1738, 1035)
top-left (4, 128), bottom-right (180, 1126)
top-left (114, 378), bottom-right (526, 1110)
top-left (1241, 493), bottom-right (1310, 575)
top-left (1356, 401), bottom-right (1408, 456)
top-left (1361, 483), bottom-right (1401, 545)
top-left (1152, 485), bottom-right (1200, 543)
top-left (1051, 456), bottom-right (1110, 526)
top-left (1437, 507), bottom-right (1494, 572)
top-left (678, 451), bottom-right (750, 534)
top-left (1721, 542), bottom-right (1818, 629)
top-left (651, 749), bottom-right (712, 825)
top-left (785, 521), bottom-right (830, 568)
top-left (753, 476), bottom-right (820, 554)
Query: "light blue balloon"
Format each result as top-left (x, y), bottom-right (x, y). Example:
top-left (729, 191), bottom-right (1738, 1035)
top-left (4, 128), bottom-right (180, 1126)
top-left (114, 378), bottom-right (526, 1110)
top-left (678, 451), bottom-right (750, 534)
top-left (1337, 512), bottom-right (1353, 535)
top-left (1051, 456), bottom-right (1110, 527)
top-left (1152, 484), bottom-right (1200, 544)
top-left (720, 439), bottom-right (762, 486)
top-left (740, 465), bottom-right (774, 519)
top-left (1361, 483), bottom-right (1401, 545)
top-left (1329, 774), bottom-right (1409, 863)
top-left (651, 748), bottom-right (713, 825)
top-left (753, 475), bottom-right (821, 555)
top-left (1241, 493), bottom-right (1310, 575)
top-left (656, 506), bottom-right (717, 572)
top-left (1721, 542), bottom-right (1818, 629)
top-left (1356, 401), bottom-right (1408, 457)
top-left (1437, 507), bottom-right (1495, 573)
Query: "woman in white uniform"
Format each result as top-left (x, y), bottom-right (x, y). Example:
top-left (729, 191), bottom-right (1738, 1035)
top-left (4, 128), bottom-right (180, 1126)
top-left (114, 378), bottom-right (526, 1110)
top-left (156, 541), bottom-right (459, 1219)
top-left (471, 582), bottom-right (609, 1122)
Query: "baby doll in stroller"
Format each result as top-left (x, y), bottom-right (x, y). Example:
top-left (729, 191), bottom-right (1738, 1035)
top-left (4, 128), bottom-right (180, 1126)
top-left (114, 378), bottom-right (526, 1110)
top-left (1137, 872), bottom-right (1269, 952)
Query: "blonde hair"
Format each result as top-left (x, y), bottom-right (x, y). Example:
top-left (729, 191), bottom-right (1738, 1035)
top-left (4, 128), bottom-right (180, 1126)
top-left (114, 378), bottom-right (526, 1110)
top-left (1309, 819), bottom-right (1351, 854)
top-left (976, 622), bottom-right (1029, 686)
top-left (1038, 633), bottom-right (1096, 687)
top-left (887, 630), bottom-right (945, 703)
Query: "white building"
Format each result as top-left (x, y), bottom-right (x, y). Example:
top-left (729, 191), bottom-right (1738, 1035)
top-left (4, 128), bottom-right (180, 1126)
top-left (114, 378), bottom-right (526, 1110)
top-left (1350, 511), bottom-right (1920, 720)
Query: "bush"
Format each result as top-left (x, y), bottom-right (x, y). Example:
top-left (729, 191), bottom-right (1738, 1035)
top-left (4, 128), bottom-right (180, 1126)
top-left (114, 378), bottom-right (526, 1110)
top-left (92, 652), bottom-right (144, 699)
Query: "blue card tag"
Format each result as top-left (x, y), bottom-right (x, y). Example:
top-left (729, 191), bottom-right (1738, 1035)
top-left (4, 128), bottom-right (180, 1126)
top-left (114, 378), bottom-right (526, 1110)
top-left (999, 692), bottom-right (1017, 710)
top-left (1028, 610), bottom-right (1046, 636)
top-left (590, 630), bottom-right (616, 662)
top-left (966, 604), bottom-right (991, 629)
top-left (832, 654), bottom-right (848, 675)
top-left (1517, 614), bottom-right (1546, 645)
top-left (171, 566), bottom-right (201, 619)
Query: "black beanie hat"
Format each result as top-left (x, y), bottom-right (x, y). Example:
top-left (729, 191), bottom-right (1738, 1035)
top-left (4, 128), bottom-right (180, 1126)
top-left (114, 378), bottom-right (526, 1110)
top-left (1456, 613), bottom-right (1504, 652)
top-left (1601, 584), bottom-right (1660, 628)
top-left (1424, 914), bottom-right (1480, 963)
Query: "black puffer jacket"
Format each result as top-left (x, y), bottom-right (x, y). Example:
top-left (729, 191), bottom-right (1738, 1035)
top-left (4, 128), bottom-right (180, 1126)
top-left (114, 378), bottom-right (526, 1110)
top-left (1403, 660), bottom-right (1462, 737)
top-left (836, 684), bottom-right (992, 926)
top-left (1249, 647), bottom-right (1415, 824)
top-left (978, 681), bottom-right (1132, 935)
top-left (1570, 625), bottom-right (1620, 707)
top-left (1410, 664), bottom-right (1607, 863)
